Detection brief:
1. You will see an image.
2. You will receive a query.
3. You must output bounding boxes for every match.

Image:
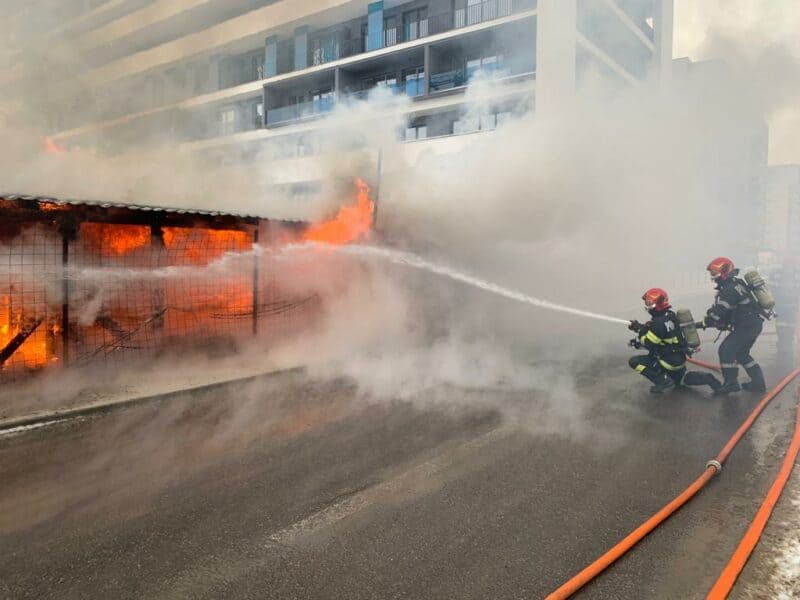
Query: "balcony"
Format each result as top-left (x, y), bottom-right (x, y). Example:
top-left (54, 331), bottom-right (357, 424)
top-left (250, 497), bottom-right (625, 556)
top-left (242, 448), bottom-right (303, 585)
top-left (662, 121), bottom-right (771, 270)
top-left (265, 97), bottom-right (334, 126)
top-left (345, 78), bottom-right (426, 101)
top-left (430, 70), bottom-right (467, 92)
top-left (220, 49), bottom-right (266, 90)
top-left (456, 0), bottom-right (516, 28)
top-left (304, 0), bottom-right (535, 69)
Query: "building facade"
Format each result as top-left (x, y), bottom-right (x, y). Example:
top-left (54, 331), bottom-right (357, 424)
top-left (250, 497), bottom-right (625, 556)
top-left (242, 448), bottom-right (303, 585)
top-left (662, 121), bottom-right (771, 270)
top-left (3, 1), bottom-right (672, 155)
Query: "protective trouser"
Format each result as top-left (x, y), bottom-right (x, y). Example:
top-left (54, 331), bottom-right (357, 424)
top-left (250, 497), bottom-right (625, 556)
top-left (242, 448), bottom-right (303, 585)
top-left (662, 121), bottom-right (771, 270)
top-left (682, 370), bottom-right (722, 391)
top-left (629, 355), bottom-right (673, 386)
top-left (629, 355), bottom-right (721, 391)
top-left (718, 317), bottom-right (764, 385)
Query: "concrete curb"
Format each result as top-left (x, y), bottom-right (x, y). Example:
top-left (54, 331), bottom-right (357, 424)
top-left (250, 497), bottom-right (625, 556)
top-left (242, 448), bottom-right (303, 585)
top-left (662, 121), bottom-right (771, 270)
top-left (0, 366), bottom-right (306, 434)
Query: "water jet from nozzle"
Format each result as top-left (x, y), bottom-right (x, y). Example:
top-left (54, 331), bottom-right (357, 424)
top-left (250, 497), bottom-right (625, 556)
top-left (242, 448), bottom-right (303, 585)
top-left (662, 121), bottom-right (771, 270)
top-left (296, 244), bottom-right (629, 326)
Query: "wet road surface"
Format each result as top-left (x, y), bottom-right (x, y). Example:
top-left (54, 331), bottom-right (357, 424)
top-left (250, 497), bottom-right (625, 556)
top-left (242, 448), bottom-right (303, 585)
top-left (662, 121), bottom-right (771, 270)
top-left (0, 352), bottom-right (797, 599)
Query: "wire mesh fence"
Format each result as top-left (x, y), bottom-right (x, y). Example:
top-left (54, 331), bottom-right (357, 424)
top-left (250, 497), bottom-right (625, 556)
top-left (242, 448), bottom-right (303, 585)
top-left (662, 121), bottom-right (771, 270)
top-left (0, 215), bottom-right (320, 383)
top-left (0, 224), bottom-right (62, 375)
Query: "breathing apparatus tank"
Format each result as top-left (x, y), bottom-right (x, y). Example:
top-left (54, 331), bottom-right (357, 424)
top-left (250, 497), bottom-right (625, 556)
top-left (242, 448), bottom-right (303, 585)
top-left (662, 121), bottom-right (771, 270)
top-left (743, 270), bottom-right (776, 315)
top-left (676, 308), bottom-right (701, 351)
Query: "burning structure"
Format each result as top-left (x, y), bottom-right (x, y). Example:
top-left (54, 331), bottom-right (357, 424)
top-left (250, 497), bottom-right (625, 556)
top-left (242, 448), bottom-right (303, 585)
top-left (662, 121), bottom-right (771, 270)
top-left (0, 181), bottom-right (375, 382)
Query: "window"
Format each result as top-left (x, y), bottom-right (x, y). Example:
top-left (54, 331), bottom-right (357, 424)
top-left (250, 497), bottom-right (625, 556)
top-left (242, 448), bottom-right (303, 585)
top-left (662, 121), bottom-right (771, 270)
top-left (467, 0), bottom-right (483, 26)
top-left (405, 124), bottom-right (428, 141)
top-left (404, 7), bottom-right (428, 41)
top-left (466, 53), bottom-right (506, 80)
top-left (311, 34), bottom-right (341, 66)
top-left (453, 110), bottom-right (509, 135)
top-left (363, 72), bottom-right (399, 92)
top-left (384, 14), bottom-right (400, 46)
top-left (311, 89), bottom-right (334, 112)
top-left (456, 0), bottom-right (511, 27)
top-left (219, 107), bottom-right (236, 136)
top-left (403, 67), bottom-right (425, 96)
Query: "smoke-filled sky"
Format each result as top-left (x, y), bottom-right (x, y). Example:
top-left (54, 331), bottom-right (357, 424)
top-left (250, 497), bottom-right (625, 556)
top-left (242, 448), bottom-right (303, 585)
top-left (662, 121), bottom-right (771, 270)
top-left (674, 0), bottom-right (800, 165)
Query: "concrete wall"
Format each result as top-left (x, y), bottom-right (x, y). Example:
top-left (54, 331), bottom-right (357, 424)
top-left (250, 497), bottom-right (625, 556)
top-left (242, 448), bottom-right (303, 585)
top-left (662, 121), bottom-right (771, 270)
top-left (535, 0), bottom-right (576, 116)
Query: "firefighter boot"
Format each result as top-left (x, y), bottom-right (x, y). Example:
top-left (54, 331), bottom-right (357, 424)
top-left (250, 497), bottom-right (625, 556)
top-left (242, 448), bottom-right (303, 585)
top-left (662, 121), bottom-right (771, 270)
top-left (683, 371), bottom-right (722, 393)
top-left (714, 367), bottom-right (741, 396)
top-left (649, 375), bottom-right (676, 394)
top-left (742, 364), bottom-right (767, 393)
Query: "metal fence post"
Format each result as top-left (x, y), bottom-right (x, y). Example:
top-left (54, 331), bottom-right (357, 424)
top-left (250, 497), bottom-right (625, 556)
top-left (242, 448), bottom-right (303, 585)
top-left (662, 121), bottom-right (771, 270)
top-left (252, 226), bottom-right (260, 336)
top-left (60, 222), bottom-right (71, 367)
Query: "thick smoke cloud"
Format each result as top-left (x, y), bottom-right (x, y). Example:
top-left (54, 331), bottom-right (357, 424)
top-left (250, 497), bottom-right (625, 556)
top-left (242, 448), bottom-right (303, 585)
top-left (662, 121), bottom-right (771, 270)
top-left (675, 0), bottom-right (800, 164)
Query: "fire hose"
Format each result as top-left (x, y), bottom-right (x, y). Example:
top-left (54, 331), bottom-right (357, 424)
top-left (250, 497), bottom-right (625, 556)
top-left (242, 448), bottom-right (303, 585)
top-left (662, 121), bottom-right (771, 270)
top-left (545, 366), bottom-right (800, 600)
top-left (687, 357), bottom-right (722, 372)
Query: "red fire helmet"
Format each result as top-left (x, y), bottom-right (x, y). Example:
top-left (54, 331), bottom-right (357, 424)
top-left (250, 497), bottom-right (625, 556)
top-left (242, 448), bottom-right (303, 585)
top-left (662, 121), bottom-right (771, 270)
top-left (642, 288), bottom-right (671, 312)
top-left (707, 256), bottom-right (735, 280)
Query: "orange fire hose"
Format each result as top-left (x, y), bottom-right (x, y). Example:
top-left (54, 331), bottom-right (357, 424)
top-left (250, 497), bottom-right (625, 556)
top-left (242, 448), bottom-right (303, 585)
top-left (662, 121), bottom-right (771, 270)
top-left (688, 357), bottom-right (722, 372)
top-left (706, 398), bottom-right (800, 600)
top-left (545, 367), bottom-right (800, 600)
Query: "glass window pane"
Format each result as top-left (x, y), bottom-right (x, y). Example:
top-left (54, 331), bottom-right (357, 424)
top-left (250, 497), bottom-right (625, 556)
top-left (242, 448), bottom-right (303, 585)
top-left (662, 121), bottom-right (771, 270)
top-left (466, 58), bottom-right (481, 80)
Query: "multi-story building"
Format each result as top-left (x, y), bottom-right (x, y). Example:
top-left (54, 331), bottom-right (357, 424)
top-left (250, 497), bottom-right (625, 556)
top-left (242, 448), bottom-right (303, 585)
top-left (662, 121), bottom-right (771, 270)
top-left (669, 57), bottom-right (769, 262)
top-left (5, 0), bottom-right (674, 210)
top-left (763, 165), bottom-right (800, 258)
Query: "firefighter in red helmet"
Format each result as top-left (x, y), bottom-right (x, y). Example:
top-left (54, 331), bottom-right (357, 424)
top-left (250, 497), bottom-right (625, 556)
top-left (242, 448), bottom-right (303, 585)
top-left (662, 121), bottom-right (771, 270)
top-left (629, 288), bottom-right (722, 394)
top-left (697, 257), bottom-right (767, 395)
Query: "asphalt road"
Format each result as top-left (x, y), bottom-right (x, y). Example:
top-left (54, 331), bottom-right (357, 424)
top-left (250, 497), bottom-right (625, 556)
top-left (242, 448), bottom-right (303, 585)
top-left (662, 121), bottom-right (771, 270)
top-left (0, 347), bottom-right (796, 599)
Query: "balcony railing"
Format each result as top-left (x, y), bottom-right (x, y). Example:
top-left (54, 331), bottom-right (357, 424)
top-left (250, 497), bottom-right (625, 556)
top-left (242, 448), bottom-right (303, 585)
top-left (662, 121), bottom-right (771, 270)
top-left (429, 63), bottom-right (533, 92)
top-left (405, 19), bottom-right (429, 41)
top-left (456, 0), bottom-right (516, 28)
top-left (384, 27), bottom-right (399, 47)
top-left (345, 78), bottom-right (425, 101)
top-left (429, 69), bottom-right (467, 92)
top-left (303, 0), bottom-right (532, 68)
top-left (265, 97), bottom-right (335, 126)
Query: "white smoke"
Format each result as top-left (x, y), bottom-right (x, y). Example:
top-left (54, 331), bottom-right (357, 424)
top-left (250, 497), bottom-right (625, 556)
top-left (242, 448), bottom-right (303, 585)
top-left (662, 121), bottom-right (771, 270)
top-left (674, 0), bottom-right (800, 164)
top-left (0, 3), bottom-right (784, 405)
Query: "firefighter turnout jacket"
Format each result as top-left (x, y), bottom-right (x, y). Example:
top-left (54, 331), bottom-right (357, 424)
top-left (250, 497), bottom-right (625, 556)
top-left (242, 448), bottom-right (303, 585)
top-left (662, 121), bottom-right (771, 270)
top-left (638, 309), bottom-right (686, 370)
top-left (703, 275), bottom-right (762, 330)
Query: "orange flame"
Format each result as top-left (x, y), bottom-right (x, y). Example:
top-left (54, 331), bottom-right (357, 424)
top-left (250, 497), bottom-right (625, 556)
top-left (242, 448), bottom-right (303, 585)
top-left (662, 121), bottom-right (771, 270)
top-left (44, 137), bottom-right (65, 154)
top-left (162, 228), bottom-right (252, 264)
top-left (81, 223), bottom-right (150, 256)
top-left (303, 178), bottom-right (375, 245)
top-left (0, 296), bottom-right (55, 370)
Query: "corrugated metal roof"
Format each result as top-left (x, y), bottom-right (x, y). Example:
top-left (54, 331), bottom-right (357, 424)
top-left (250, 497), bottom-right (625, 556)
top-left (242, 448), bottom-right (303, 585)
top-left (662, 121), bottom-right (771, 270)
top-left (0, 194), bottom-right (296, 221)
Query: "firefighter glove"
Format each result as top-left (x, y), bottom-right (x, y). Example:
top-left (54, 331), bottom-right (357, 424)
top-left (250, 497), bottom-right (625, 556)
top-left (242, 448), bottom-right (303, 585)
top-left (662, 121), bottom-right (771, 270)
top-left (628, 320), bottom-right (643, 332)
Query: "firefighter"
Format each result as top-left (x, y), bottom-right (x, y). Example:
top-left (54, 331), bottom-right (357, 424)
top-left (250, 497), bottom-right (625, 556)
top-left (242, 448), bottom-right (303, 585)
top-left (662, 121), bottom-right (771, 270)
top-left (771, 256), bottom-right (800, 370)
top-left (697, 257), bottom-right (766, 395)
top-left (628, 288), bottom-right (722, 394)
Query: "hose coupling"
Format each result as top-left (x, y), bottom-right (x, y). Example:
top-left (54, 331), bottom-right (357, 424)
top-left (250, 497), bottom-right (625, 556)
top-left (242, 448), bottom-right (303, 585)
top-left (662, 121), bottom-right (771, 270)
top-left (706, 459), bottom-right (722, 473)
